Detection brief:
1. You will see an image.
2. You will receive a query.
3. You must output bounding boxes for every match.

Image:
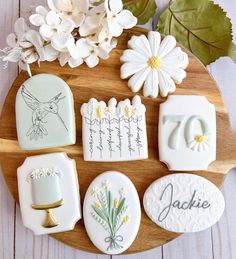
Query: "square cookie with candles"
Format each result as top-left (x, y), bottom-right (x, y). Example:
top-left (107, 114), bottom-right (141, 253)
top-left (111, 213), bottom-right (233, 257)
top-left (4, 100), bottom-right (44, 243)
top-left (15, 74), bottom-right (76, 150)
top-left (158, 95), bottom-right (216, 171)
top-left (80, 95), bottom-right (148, 162)
top-left (17, 152), bottom-right (81, 235)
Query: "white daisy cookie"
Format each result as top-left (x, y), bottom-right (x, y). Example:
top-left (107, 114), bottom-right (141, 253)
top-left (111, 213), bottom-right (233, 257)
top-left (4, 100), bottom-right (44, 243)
top-left (120, 31), bottom-right (189, 98)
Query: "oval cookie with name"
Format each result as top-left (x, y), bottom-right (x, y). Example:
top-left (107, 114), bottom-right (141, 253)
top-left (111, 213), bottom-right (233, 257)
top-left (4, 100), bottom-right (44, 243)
top-left (143, 173), bottom-right (225, 233)
top-left (83, 171), bottom-right (141, 254)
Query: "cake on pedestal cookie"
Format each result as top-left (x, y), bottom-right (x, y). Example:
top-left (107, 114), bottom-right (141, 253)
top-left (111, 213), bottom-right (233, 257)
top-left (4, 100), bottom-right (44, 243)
top-left (17, 152), bottom-right (81, 235)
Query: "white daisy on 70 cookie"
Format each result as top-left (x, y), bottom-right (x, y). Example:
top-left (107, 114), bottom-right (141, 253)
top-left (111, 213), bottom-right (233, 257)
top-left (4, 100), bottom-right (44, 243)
top-left (120, 31), bottom-right (189, 98)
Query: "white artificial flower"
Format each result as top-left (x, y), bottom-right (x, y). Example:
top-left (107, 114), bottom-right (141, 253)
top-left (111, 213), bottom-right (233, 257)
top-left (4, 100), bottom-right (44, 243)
top-left (1, 18), bottom-right (45, 76)
top-left (32, 10), bottom-right (75, 51)
top-left (29, 6), bottom-right (49, 26)
top-left (70, 38), bottom-right (109, 68)
top-left (79, 3), bottom-right (106, 37)
top-left (104, 0), bottom-right (137, 37)
top-left (47, 0), bottom-right (89, 26)
top-left (120, 31), bottom-right (189, 98)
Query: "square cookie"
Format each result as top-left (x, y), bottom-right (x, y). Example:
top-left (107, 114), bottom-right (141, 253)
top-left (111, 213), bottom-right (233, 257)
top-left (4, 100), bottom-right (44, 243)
top-left (17, 152), bottom-right (81, 235)
top-left (81, 95), bottom-right (148, 161)
top-left (158, 95), bottom-right (216, 171)
top-left (15, 74), bottom-right (76, 150)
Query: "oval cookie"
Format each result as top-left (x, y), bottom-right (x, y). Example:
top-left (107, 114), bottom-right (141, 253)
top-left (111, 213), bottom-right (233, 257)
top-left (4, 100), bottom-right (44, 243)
top-left (143, 173), bottom-right (225, 233)
top-left (83, 171), bottom-right (141, 254)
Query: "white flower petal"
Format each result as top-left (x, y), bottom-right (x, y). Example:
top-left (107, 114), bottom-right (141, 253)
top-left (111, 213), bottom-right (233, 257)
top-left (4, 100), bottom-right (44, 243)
top-left (143, 69), bottom-right (159, 98)
top-left (128, 35), bottom-right (152, 58)
top-left (26, 30), bottom-right (43, 48)
top-left (108, 0), bottom-right (123, 14)
top-left (79, 15), bottom-right (101, 36)
top-left (30, 14), bottom-right (45, 26)
top-left (96, 47), bottom-right (109, 59)
top-left (6, 33), bottom-right (17, 48)
top-left (14, 18), bottom-right (29, 38)
top-left (85, 53), bottom-right (99, 68)
top-left (49, 0), bottom-right (72, 12)
top-left (120, 62), bottom-right (148, 79)
top-left (73, 0), bottom-right (89, 12)
top-left (51, 32), bottom-right (70, 50)
top-left (47, 0), bottom-right (59, 12)
top-left (120, 49), bottom-right (148, 63)
top-left (43, 44), bottom-right (59, 61)
top-left (68, 56), bottom-right (83, 68)
top-left (39, 24), bottom-right (54, 40)
top-left (46, 11), bottom-right (60, 27)
top-left (60, 19), bottom-right (75, 33)
top-left (162, 47), bottom-right (189, 69)
top-left (72, 12), bottom-right (86, 27)
top-left (3, 49), bottom-right (21, 62)
top-left (117, 10), bottom-right (137, 29)
top-left (107, 18), bottom-right (123, 37)
top-left (158, 35), bottom-right (176, 59)
top-left (19, 41), bottom-right (33, 48)
top-left (148, 31), bottom-right (161, 57)
top-left (59, 51), bottom-right (70, 66)
top-left (128, 67), bottom-right (151, 92)
top-left (36, 5), bottom-right (48, 16)
top-left (158, 69), bottom-right (176, 97)
top-left (77, 38), bottom-right (92, 57)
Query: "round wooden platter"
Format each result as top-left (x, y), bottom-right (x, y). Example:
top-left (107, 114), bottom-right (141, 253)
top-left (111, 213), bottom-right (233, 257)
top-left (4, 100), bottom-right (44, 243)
top-left (0, 27), bottom-right (236, 254)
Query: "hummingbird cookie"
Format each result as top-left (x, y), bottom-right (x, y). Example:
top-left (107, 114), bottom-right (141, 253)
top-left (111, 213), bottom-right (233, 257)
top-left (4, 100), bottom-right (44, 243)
top-left (83, 171), bottom-right (141, 254)
top-left (17, 152), bottom-right (81, 235)
top-left (80, 95), bottom-right (148, 161)
top-left (143, 173), bottom-right (225, 233)
top-left (158, 95), bottom-right (216, 171)
top-left (15, 74), bottom-right (76, 150)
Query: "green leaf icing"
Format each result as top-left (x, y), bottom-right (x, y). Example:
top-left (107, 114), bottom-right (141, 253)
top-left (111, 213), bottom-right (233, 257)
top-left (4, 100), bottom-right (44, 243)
top-left (123, 0), bottom-right (157, 25)
top-left (158, 0), bottom-right (234, 65)
top-left (90, 182), bottom-right (129, 251)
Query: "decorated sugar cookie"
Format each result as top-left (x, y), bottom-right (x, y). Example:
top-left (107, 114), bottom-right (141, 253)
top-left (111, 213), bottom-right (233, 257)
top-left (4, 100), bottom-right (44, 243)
top-left (143, 173), bottom-right (225, 233)
top-left (83, 171), bottom-right (141, 254)
top-left (120, 31), bottom-right (189, 98)
top-left (15, 74), bottom-right (76, 150)
top-left (81, 95), bottom-right (148, 161)
top-left (159, 95), bottom-right (216, 170)
top-left (17, 152), bottom-right (81, 235)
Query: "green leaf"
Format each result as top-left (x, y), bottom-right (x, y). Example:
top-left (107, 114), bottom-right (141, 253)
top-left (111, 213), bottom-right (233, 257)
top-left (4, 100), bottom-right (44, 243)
top-left (123, 0), bottom-right (157, 25)
top-left (92, 205), bottom-right (108, 222)
top-left (116, 198), bottom-right (126, 217)
top-left (158, 0), bottom-right (234, 65)
top-left (108, 191), bottom-right (112, 215)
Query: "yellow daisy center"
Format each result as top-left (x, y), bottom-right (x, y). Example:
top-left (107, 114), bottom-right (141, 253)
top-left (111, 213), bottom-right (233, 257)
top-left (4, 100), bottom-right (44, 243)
top-left (148, 57), bottom-right (161, 69)
top-left (195, 135), bottom-right (205, 143)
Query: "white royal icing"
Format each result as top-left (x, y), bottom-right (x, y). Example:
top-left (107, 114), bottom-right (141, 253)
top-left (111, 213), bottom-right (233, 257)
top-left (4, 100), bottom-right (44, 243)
top-left (158, 95), bottom-right (216, 170)
top-left (83, 171), bottom-right (141, 254)
top-left (81, 95), bottom-right (148, 161)
top-left (17, 152), bottom-right (81, 235)
top-left (143, 173), bottom-right (225, 233)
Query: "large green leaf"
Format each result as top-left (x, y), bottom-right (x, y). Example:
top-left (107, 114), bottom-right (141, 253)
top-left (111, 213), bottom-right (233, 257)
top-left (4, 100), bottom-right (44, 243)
top-left (123, 0), bottom-right (157, 25)
top-left (158, 0), bottom-right (236, 65)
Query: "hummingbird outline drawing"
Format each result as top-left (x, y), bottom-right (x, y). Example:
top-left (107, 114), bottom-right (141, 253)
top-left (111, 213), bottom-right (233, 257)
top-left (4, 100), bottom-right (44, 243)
top-left (21, 85), bottom-right (68, 141)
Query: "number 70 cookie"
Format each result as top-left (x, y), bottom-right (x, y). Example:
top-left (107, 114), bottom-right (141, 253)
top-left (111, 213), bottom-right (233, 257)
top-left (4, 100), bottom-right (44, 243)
top-left (158, 95), bottom-right (216, 171)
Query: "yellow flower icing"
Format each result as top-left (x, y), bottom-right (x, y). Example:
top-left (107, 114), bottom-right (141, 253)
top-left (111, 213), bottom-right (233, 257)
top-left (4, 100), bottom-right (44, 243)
top-left (148, 57), bottom-right (161, 69)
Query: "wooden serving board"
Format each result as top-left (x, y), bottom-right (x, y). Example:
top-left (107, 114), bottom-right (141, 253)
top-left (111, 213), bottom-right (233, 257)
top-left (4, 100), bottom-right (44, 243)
top-left (0, 27), bottom-right (236, 254)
